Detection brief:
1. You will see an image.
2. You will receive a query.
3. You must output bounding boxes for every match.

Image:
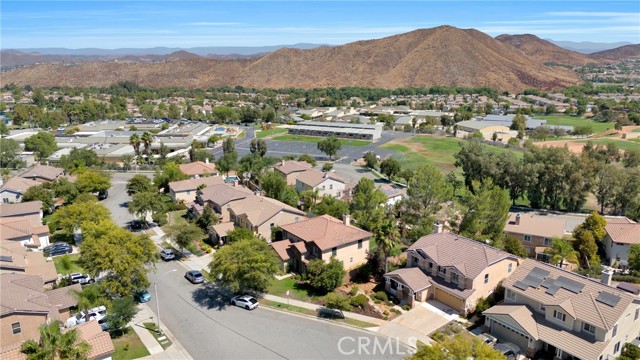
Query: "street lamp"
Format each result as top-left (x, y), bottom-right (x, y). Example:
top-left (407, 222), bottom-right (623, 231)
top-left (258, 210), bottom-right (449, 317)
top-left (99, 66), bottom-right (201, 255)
top-left (154, 269), bottom-right (177, 334)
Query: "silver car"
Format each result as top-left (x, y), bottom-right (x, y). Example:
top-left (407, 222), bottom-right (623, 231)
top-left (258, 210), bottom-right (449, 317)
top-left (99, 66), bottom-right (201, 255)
top-left (477, 333), bottom-right (498, 346)
top-left (185, 270), bottom-right (205, 284)
top-left (231, 295), bottom-right (259, 310)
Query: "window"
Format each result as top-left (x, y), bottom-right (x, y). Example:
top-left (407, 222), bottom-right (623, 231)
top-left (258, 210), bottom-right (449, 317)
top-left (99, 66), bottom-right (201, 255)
top-left (613, 324), bottom-right (618, 337)
top-left (553, 310), bottom-right (566, 322)
top-left (544, 238), bottom-right (551, 246)
top-left (438, 266), bottom-right (446, 275)
top-left (428, 262), bottom-right (433, 269)
top-left (358, 240), bottom-right (363, 249)
top-left (187, 190), bottom-right (191, 195)
top-left (270, 223), bottom-right (275, 228)
top-left (322, 185), bottom-right (325, 190)
top-left (329, 184), bottom-right (333, 190)
top-left (336, 192), bottom-right (341, 197)
top-left (332, 247), bottom-right (337, 257)
top-left (506, 289), bottom-right (516, 301)
top-left (583, 322), bottom-right (596, 334)
top-left (484, 274), bottom-right (489, 284)
top-left (614, 342), bottom-right (620, 354)
top-left (540, 304), bottom-right (546, 312)
top-left (508, 263), bottom-right (513, 273)
top-left (635, 308), bottom-right (639, 320)
top-left (452, 273), bottom-right (459, 283)
top-left (524, 235), bottom-right (532, 242)
top-left (11, 322), bottom-right (21, 335)
top-left (350, 257), bottom-right (353, 263)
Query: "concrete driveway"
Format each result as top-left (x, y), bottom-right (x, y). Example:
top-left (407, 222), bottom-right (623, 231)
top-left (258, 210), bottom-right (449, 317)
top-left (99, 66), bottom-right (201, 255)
top-left (378, 302), bottom-right (453, 347)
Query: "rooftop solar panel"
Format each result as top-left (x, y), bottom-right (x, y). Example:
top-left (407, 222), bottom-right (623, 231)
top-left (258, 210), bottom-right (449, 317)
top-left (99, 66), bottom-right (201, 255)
top-left (530, 267), bottom-right (551, 278)
top-left (556, 276), bottom-right (585, 294)
top-left (545, 284), bottom-right (560, 296)
top-left (514, 281), bottom-right (528, 290)
top-left (595, 291), bottom-right (621, 307)
top-left (0, 255), bottom-right (13, 262)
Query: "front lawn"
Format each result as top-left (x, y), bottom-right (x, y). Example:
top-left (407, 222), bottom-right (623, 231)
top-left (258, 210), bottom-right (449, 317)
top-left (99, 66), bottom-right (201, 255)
top-left (268, 277), bottom-right (323, 302)
top-left (53, 254), bottom-right (84, 275)
top-left (111, 327), bottom-right (150, 360)
top-left (271, 134), bottom-right (371, 147)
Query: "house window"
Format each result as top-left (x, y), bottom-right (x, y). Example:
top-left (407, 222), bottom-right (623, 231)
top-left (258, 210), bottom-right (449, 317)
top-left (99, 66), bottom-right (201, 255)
top-left (484, 274), bottom-right (489, 284)
top-left (635, 308), bottom-right (639, 320)
top-left (438, 266), bottom-right (446, 275)
top-left (508, 263), bottom-right (513, 273)
top-left (613, 324), bottom-right (618, 337)
top-left (270, 223), bottom-right (275, 228)
top-left (524, 235), bottom-right (532, 242)
top-left (614, 342), bottom-right (620, 354)
top-left (428, 262), bottom-right (433, 269)
top-left (583, 322), bottom-right (596, 334)
top-left (357, 240), bottom-right (362, 249)
top-left (452, 273), bottom-right (459, 283)
top-left (336, 192), bottom-right (341, 197)
top-left (544, 238), bottom-right (551, 246)
top-left (540, 304), bottom-right (546, 312)
top-left (350, 257), bottom-right (353, 263)
top-left (330, 184), bottom-right (333, 190)
top-left (322, 185), bottom-right (325, 190)
top-left (332, 247), bottom-right (337, 257)
top-left (11, 322), bottom-right (21, 335)
top-left (553, 310), bottom-right (566, 322)
top-left (506, 289), bottom-right (516, 301)
top-left (187, 190), bottom-right (191, 195)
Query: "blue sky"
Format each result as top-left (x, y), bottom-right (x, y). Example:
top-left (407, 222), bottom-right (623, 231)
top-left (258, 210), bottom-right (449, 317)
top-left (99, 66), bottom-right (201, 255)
top-left (2, 1), bottom-right (639, 49)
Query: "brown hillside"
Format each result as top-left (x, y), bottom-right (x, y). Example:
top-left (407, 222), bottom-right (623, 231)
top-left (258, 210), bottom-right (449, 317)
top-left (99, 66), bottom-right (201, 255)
top-left (495, 34), bottom-right (597, 66)
top-left (0, 26), bottom-right (581, 92)
top-left (590, 44), bottom-right (640, 61)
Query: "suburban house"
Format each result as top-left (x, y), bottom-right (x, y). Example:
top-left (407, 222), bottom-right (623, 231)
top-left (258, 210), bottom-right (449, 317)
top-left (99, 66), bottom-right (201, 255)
top-left (0, 177), bottom-right (40, 204)
top-left (504, 213), bottom-right (568, 260)
top-left (0, 241), bottom-right (57, 284)
top-left (196, 184), bottom-right (253, 222)
top-left (228, 194), bottom-right (306, 241)
top-left (378, 184), bottom-right (406, 207)
top-left (169, 176), bottom-right (224, 203)
top-left (274, 214), bottom-right (372, 273)
top-left (295, 169), bottom-right (346, 199)
top-left (209, 222), bottom-right (235, 245)
top-left (384, 233), bottom-right (519, 315)
top-left (274, 160), bottom-right (313, 186)
top-left (19, 165), bottom-right (65, 183)
top-left (483, 259), bottom-right (640, 360)
top-left (602, 219), bottom-right (639, 266)
top-left (178, 160), bottom-right (218, 178)
top-left (0, 201), bottom-right (43, 223)
top-left (0, 202), bottom-right (49, 250)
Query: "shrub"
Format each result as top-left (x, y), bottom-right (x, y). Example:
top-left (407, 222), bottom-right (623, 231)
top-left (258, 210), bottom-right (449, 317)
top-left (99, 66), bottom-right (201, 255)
top-left (432, 332), bottom-right (445, 342)
top-left (349, 285), bottom-right (359, 296)
top-left (390, 308), bottom-right (401, 314)
top-left (386, 301), bottom-right (394, 306)
top-left (350, 294), bottom-right (369, 309)
top-left (402, 305), bottom-right (411, 311)
top-left (59, 254), bottom-right (72, 270)
top-left (612, 275), bottom-right (640, 284)
top-left (372, 291), bottom-right (388, 302)
top-left (374, 299), bottom-right (381, 304)
top-left (383, 310), bottom-right (389, 316)
top-left (475, 297), bottom-right (493, 314)
top-left (152, 212), bottom-right (168, 226)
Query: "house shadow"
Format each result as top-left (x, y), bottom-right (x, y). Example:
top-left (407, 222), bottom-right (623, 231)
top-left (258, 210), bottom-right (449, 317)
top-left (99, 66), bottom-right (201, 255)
top-left (191, 283), bottom-right (233, 311)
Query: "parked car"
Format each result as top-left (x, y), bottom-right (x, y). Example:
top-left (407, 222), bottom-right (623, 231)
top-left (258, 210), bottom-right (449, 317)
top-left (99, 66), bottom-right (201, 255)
top-left (66, 305), bottom-right (108, 329)
top-left (185, 270), bottom-right (204, 284)
top-left (477, 333), bottom-right (498, 346)
top-left (68, 273), bottom-right (95, 285)
top-left (43, 242), bottom-right (72, 257)
top-left (134, 290), bottom-right (151, 303)
top-left (493, 343), bottom-right (521, 360)
top-left (129, 220), bottom-right (146, 231)
top-left (97, 190), bottom-right (108, 200)
top-left (230, 295), bottom-right (259, 310)
top-left (160, 249), bottom-right (176, 261)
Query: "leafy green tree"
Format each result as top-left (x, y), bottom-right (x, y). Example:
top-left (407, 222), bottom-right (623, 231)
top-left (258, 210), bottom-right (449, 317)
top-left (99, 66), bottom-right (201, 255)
top-left (574, 211), bottom-right (607, 242)
top-left (373, 218), bottom-right (401, 273)
top-left (622, 149), bottom-right (640, 168)
top-left (58, 148), bottom-right (100, 171)
top-left (510, 114), bottom-right (526, 135)
top-left (297, 154), bottom-right (317, 167)
top-left (363, 152), bottom-right (378, 169)
top-left (49, 199), bottom-right (111, 234)
top-left (619, 343), bottom-right (640, 360)
top-left (22, 185), bottom-right (55, 212)
top-left (306, 258), bottom-right (346, 293)
top-left (165, 222), bottom-right (204, 254)
top-left (196, 205), bottom-right (219, 231)
top-left (459, 180), bottom-right (510, 241)
top-left (24, 132), bottom-right (57, 161)
top-left (260, 171), bottom-right (287, 199)
top-left (629, 244), bottom-right (640, 272)
top-left (212, 106), bottom-right (237, 123)
top-left (153, 162), bottom-right (188, 192)
top-left (129, 133), bottom-right (141, 156)
top-left (545, 238), bottom-right (579, 269)
top-left (0, 138), bottom-right (22, 168)
top-left (208, 237), bottom-right (280, 293)
top-left (80, 219), bottom-right (156, 297)
top-left (314, 196), bottom-right (350, 219)
top-left (502, 236), bottom-right (528, 258)
top-left (223, 137), bottom-right (236, 155)
top-left (300, 188), bottom-right (321, 210)
top-left (21, 321), bottom-right (90, 360)
top-left (317, 136), bottom-right (341, 160)
top-left (323, 292), bottom-right (351, 316)
top-left (50, 178), bottom-right (79, 204)
top-left (225, 228), bottom-right (255, 243)
top-left (72, 284), bottom-right (110, 311)
top-left (379, 158), bottom-right (401, 180)
top-left (126, 174), bottom-right (154, 195)
top-left (75, 171), bottom-right (111, 194)
top-left (105, 296), bottom-right (139, 336)
top-left (410, 334), bottom-right (505, 360)
top-left (350, 178), bottom-right (387, 231)
top-left (322, 162), bottom-right (333, 172)
top-left (250, 138), bottom-right (267, 157)
top-left (279, 186), bottom-right (300, 207)
top-left (128, 191), bottom-right (164, 223)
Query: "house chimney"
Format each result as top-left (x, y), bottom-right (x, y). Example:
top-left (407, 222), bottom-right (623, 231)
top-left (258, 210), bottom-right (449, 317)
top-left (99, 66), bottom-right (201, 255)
top-left (343, 214), bottom-right (351, 226)
top-left (233, 180), bottom-right (239, 187)
top-left (601, 268), bottom-right (613, 287)
top-left (515, 213), bottom-right (521, 225)
top-left (281, 159), bottom-right (285, 166)
top-left (433, 222), bottom-right (443, 234)
top-left (205, 158), bottom-right (209, 164)
top-left (255, 190), bottom-right (261, 197)
top-left (324, 172), bottom-right (329, 178)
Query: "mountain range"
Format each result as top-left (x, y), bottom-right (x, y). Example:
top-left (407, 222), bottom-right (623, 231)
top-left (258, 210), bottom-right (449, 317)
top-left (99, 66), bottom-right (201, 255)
top-left (1, 26), bottom-right (638, 92)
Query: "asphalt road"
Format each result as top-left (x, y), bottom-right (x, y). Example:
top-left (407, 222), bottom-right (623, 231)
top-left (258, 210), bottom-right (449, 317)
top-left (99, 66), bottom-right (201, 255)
top-left (101, 171), bottom-right (153, 227)
top-left (148, 261), bottom-right (411, 360)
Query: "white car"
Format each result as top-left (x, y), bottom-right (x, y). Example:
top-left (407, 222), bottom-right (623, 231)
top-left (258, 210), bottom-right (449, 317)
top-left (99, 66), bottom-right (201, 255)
top-left (477, 333), bottom-right (498, 346)
top-left (230, 295), bottom-right (259, 310)
top-left (66, 305), bottom-right (108, 329)
top-left (160, 249), bottom-right (176, 261)
top-left (68, 273), bottom-right (95, 285)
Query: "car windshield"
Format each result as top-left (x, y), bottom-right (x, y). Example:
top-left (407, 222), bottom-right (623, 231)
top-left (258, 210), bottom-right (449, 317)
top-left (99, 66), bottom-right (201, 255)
top-left (192, 272), bottom-right (202, 277)
top-left (248, 298), bottom-right (258, 304)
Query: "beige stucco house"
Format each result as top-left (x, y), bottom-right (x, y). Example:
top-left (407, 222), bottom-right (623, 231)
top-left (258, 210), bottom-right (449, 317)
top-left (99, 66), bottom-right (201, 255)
top-left (229, 195), bottom-right (305, 241)
top-left (274, 160), bottom-right (313, 186)
top-left (295, 169), bottom-right (346, 199)
top-left (178, 160), bottom-right (218, 178)
top-left (196, 184), bottom-right (253, 222)
top-left (169, 176), bottom-right (224, 203)
top-left (504, 213), bottom-right (568, 260)
top-left (602, 219), bottom-right (639, 266)
top-left (0, 177), bottom-right (40, 204)
top-left (0, 202), bottom-right (50, 250)
top-left (19, 165), bottom-right (65, 183)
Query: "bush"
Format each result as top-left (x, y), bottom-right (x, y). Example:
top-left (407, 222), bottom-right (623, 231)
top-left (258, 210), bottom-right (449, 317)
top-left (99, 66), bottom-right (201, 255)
top-left (59, 255), bottom-right (72, 270)
top-left (474, 297), bottom-right (493, 314)
top-left (613, 275), bottom-right (640, 284)
top-left (432, 332), bottom-right (445, 342)
top-left (350, 294), bottom-right (369, 309)
top-left (402, 305), bottom-right (411, 311)
top-left (372, 291), bottom-right (388, 302)
top-left (349, 285), bottom-right (359, 297)
top-left (390, 308), bottom-right (401, 314)
top-left (383, 310), bottom-right (389, 316)
top-left (374, 299), bottom-right (381, 304)
top-left (152, 212), bottom-right (168, 226)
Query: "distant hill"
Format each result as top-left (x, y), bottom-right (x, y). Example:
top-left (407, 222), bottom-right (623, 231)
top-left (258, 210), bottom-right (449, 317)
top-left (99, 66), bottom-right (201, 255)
top-left (548, 40), bottom-right (635, 54)
top-left (0, 50), bottom-right (99, 68)
top-left (0, 26), bottom-right (581, 92)
top-left (495, 34), bottom-right (598, 66)
top-left (590, 44), bottom-right (640, 61)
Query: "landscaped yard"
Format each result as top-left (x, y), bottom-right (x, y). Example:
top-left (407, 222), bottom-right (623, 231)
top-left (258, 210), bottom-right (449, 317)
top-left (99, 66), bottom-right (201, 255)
top-left (271, 134), bottom-right (371, 147)
top-left (534, 115), bottom-right (613, 133)
top-left (256, 127), bottom-right (288, 138)
top-left (111, 327), bottom-right (150, 360)
top-left (268, 277), bottom-right (323, 303)
top-left (53, 254), bottom-right (84, 275)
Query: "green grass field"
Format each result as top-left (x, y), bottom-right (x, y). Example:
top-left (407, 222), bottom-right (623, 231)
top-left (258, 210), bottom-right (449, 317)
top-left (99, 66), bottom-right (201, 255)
top-left (53, 254), bottom-right (84, 275)
top-left (111, 327), bottom-right (150, 360)
top-left (256, 127), bottom-right (288, 138)
top-left (534, 115), bottom-right (613, 133)
top-left (576, 138), bottom-right (640, 151)
top-left (632, 128), bottom-right (640, 133)
top-left (271, 134), bottom-right (371, 147)
top-left (268, 277), bottom-right (323, 302)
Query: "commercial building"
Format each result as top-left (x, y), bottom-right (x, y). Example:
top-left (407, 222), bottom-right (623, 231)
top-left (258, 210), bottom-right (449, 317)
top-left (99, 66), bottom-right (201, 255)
top-left (287, 121), bottom-right (383, 141)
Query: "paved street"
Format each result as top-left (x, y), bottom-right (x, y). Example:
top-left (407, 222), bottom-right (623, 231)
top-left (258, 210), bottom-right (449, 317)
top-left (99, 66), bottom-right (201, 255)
top-left (102, 171), bottom-right (153, 227)
top-left (148, 261), bottom-right (411, 360)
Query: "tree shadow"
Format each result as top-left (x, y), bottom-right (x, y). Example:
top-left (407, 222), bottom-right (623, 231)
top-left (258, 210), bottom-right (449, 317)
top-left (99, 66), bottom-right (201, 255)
top-left (191, 283), bottom-right (233, 311)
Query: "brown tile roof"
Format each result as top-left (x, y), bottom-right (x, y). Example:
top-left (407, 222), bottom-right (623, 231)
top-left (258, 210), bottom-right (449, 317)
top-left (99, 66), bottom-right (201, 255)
top-left (280, 215), bottom-right (371, 251)
top-left (0, 177), bottom-right (40, 194)
top-left (504, 213), bottom-right (567, 238)
top-left (385, 267), bottom-right (431, 292)
top-left (0, 218), bottom-right (49, 242)
top-left (210, 222), bottom-right (235, 237)
top-left (0, 242), bottom-right (57, 283)
top-left (0, 274), bottom-right (50, 316)
top-left (271, 239), bottom-right (293, 261)
top-left (230, 195), bottom-right (305, 227)
top-left (46, 284), bottom-right (82, 311)
top-left (503, 259), bottom-right (635, 331)
top-left (19, 165), bottom-right (64, 182)
top-left (295, 169), bottom-right (345, 188)
top-left (605, 217), bottom-right (636, 224)
top-left (169, 176), bottom-right (224, 193)
top-left (178, 161), bottom-right (218, 176)
top-left (484, 304), bottom-right (539, 339)
top-left (75, 320), bottom-right (115, 359)
top-left (0, 202), bottom-right (42, 218)
top-left (605, 222), bottom-right (639, 245)
top-left (274, 160), bottom-right (312, 175)
top-left (291, 241), bottom-right (307, 255)
top-left (407, 233), bottom-right (518, 279)
top-left (198, 184), bottom-right (252, 206)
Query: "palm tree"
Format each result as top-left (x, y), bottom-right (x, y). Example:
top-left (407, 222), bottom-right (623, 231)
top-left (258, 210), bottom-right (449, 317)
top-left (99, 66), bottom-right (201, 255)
top-left (300, 189), bottom-right (320, 211)
top-left (374, 218), bottom-right (401, 273)
top-left (544, 237), bottom-right (579, 269)
top-left (122, 154), bottom-right (134, 171)
top-left (129, 133), bottom-right (141, 156)
top-left (21, 320), bottom-right (91, 360)
top-left (141, 132), bottom-right (153, 164)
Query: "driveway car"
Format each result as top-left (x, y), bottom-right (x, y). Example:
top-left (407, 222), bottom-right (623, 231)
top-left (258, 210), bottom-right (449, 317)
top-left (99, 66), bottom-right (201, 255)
top-left (98, 190), bottom-right (108, 200)
top-left (66, 305), bottom-right (108, 329)
top-left (231, 295), bottom-right (259, 310)
top-left (68, 273), bottom-right (95, 285)
top-left (493, 343), bottom-right (521, 360)
top-left (185, 270), bottom-right (205, 284)
top-left (134, 290), bottom-right (151, 303)
top-left (160, 249), bottom-right (176, 261)
top-left (477, 333), bottom-right (498, 346)
top-left (43, 242), bottom-right (72, 257)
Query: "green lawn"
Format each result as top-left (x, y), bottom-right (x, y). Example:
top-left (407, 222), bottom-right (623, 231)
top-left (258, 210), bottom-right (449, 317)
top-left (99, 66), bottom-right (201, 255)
top-left (142, 323), bottom-right (172, 350)
top-left (111, 327), bottom-right (150, 360)
top-left (534, 115), bottom-right (613, 133)
top-left (632, 128), bottom-right (640, 133)
top-left (268, 277), bottom-right (323, 302)
top-left (256, 127), bottom-right (288, 138)
top-left (271, 134), bottom-right (371, 147)
top-left (260, 299), bottom-right (378, 328)
top-left (53, 254), bottom-right (84, 275)
top-left (576, 138), bottom-right (640, 151)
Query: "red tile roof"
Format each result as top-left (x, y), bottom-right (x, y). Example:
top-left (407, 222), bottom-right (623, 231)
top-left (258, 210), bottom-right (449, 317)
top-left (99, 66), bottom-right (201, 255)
top-left (280, 215), bottom-right (371, 251)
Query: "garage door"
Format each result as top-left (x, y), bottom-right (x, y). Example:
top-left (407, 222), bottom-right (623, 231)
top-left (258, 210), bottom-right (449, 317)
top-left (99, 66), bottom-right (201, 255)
top-left (434, 288), bottom-right (464, 313)
top-left (491, 320), bottom-right (530, 351)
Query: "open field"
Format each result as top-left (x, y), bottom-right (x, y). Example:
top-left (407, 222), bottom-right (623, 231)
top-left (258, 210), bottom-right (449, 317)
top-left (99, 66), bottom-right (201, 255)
top-left (255, 127), bottom-right (288, 138)
top-left (271, 134), bottom-right (371, 147)
top-left (538, 137), bottom-right (640, 153)
top-left (534, 115), bottom-right (613, 133)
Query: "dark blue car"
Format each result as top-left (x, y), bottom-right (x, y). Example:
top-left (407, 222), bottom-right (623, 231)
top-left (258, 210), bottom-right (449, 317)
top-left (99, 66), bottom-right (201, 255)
top-left (43, 242), bottom-right (72, 257)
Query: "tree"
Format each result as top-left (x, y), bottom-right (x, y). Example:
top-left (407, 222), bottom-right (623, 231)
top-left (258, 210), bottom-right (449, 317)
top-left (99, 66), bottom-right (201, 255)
top-left (629, 244), bottom-right (640, 272)
top-left (129, 133), bottom-right (141, 156)
top-left (410, 334), bottom-right (505, 360)
top-left (58, 148), bottom-right (100, 171)
top-left (350, 178), bottom-right (387, 231)
top-left (323, 292), bottom-right (351, 317)
top-left (510, 114), bottom-right (526, 133)
top-left (502, 236), bottom-right (528, 258)
top-left (75, 171), bottom-right (111, 194)
top-left (208, 237), bottom-right (280, 293)
top-left (306, 258), bottom-right (346, 293)
top-left (141, 132), bottom-right (153, 163)
top-left (207, 135), bottom-right (221, 147)
top-left (21, 321), bottom-right (90, 360)
top-left (250, 138), bottom-right (267, 157)
top-left (379, 158), bottom-right (401, 180)
top-left (80, 219), bottom-right (156, 297)
top-left (544, 238), bottom-right (579, 269)
top-left (154, 162), bottom-right (188, 192)
top-left (279, 186), bottom-right (300, 207)
top-left (165, 223), bottom-right (204, 254)
top-left (22, 185), bottom-right (55, 212)
top-left (574, 211), bottom-right (607, 242)
top-left (105, 296), bottom-right (139, 336)
top-left (196, 205), bottom-right (219, 231)
top-left (0, 138), bottom-right (22, 168)
top-left (300, 188), bottom-right (321, 210)
top-left (363, 152), bottom-right (378, 169)
top-left (225, 228), bottom-right (255, 243)
top-left (260, 171), bottom-right (287, 199)
top-left (73, 284), bottom-right (110, 311)
top-left (24, 132), bottom-right (57, 161)
top-left (622, 149), bottom-right (640, 168)
top-left (322, 162), bottom-right (333, 172)
top-left (128, 191), bottom-right (164, 223)
top-left (459, 180), bottom-right (510, 241)
top-left (373, 218), bottom-right (401, 273)
top-left (297, 154), bottom-right (317, 167)
top-left (49, 199), bottom-right (111, 234)
top-left (314, 196), bottom-right (350, 218)
top-left (50, 178), bottom-right (79, 204)
top-left (317, 136), bottom-right (341, 160)
top-left (126, 174), bottom-right (154, 195)
top-left (222, 137), bottom-right (236, 156)
top-left (573, 229), bottom-right (599, 267)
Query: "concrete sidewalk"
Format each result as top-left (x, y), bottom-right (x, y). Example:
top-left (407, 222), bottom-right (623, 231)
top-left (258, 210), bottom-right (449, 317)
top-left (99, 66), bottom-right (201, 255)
top-left (149, 226), bottom-right (213, 272)
top-left (131, 302), bottom-right (193, 360)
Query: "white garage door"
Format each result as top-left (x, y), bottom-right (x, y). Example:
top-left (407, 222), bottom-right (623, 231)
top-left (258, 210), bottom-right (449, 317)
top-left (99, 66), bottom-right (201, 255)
top-left (491, 320), bottom-right (530, 351)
